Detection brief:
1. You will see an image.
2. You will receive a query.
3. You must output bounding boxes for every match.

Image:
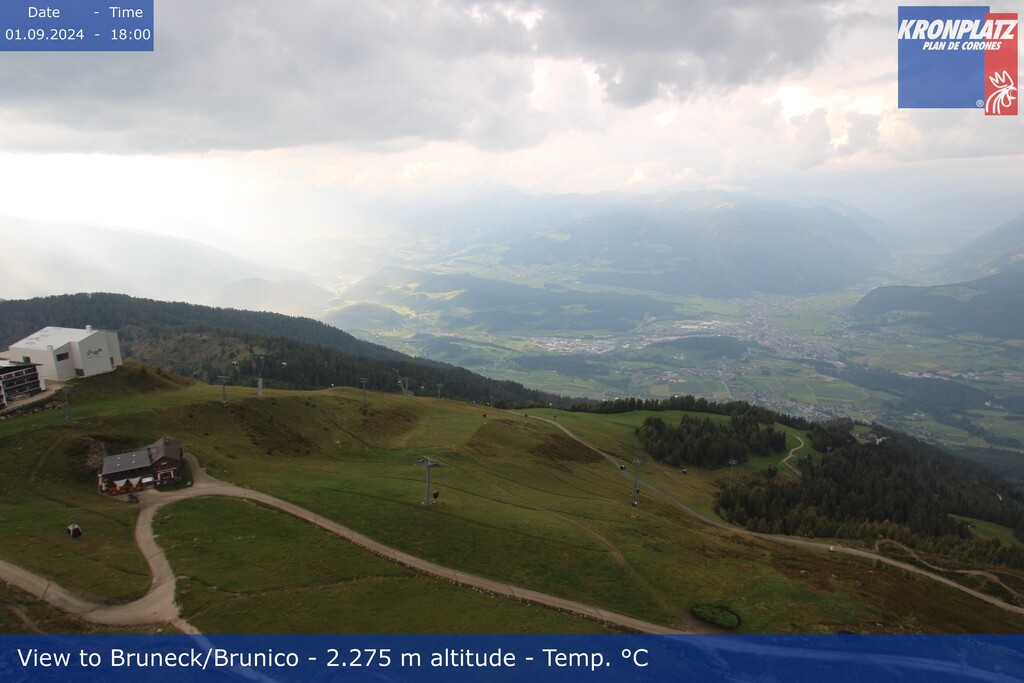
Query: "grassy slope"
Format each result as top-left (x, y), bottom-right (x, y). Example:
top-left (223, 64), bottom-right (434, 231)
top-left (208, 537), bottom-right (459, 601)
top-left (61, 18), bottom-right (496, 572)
top-left (1, 362), bottom-right (1021, 633)
top-left (951, 515), bottom-right (1024, 549)
top-left (157, 498), bottom-right (614, 633)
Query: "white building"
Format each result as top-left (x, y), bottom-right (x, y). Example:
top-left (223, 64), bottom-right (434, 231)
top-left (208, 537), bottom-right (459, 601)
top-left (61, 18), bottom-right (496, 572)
top-left (4, 326), bottom-right (122, 382)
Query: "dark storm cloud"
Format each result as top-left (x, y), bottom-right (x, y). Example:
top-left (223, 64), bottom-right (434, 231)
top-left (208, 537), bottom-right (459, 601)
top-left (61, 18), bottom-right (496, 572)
top-left (526, 0), bottom-right (837, 105)
top-left (0, 0), bottom-right (841, 153)
top-left (0, 1), bottom-right (539, 152)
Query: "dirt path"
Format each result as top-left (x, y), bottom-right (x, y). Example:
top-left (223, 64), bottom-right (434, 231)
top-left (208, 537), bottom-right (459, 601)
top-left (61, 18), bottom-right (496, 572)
top-left (720, 379), bottom-right (734, 400)
top-left (7, 605), bottom-right (44, 634)
top-left (874, 539), bottom-right (1024, 604)
top-left (0, 453), bottom-right (690, 634)
top-left (779, 434), bottom-right (805, 477)
top-left (6, 418), bottom-right (1022, 633)
top-left (522, 413), bottom-right (1024, 618)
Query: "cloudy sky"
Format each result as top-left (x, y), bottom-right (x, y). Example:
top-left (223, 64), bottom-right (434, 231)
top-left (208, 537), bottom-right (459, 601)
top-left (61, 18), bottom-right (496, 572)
top-left (0, 0), bottom-right (1021, 261)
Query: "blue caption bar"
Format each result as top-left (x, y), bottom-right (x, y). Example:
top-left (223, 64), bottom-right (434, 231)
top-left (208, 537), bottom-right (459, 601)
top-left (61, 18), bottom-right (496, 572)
top-left (0, 0), bottom-right (153, 52)
top-left (2, 635), bottom-right (1023, 682)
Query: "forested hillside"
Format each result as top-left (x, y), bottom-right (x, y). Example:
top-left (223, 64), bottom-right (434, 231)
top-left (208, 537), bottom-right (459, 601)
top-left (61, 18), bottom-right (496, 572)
top-left (635, 413), bottom-right (787, 468)
top-left (569, 394), bottom-right (810, 430)
top-left (851, 270), bottom-right (1024, 339)
top-left (716, 426), bottom-right (1024, 568)
top-left (0, 293), bottom-right (566, 406)
top-left (0, 293), bottom-right (404, 361)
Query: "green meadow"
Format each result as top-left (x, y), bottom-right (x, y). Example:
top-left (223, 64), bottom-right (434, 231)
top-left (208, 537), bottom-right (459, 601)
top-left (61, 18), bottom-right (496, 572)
top-left (0, 362), bottom-right (1021, 633)
top-left (156, 497), bottom-right (614, 633)
top-left (951, 515), bottom-right (1024, 549)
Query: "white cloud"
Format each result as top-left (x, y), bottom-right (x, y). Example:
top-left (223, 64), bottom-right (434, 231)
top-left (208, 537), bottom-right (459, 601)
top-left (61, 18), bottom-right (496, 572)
top-left (0, 0), bottom-right (1020, 248)
top-left (654, 110), bottom-right (678, 127)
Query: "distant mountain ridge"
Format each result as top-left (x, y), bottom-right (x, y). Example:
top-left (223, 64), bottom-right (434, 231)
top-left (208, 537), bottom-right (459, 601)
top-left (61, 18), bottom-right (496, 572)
top-left (0, 293), bottom-right (567, 406)
top-left (943, 210), bottom-right (1024, 278)
top-left (488, 191), bottom-right (890, 296)
top-left (851, 270), bottom-right (1024, 339)
top-left (338, 269), bottom-right (676, 333)
top-left (333, 192), bottom-right (893, 335)
top-left (1, 191), bottom-right (895, 318)
top-left (0, 216), bottom-right (331, 315)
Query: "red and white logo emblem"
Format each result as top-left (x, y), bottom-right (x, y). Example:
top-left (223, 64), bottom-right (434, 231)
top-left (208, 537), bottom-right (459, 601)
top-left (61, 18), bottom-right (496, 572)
top-left (986, 70), bottom-right (1017, 114)
top-left (984, 12), bottom-right (1018, 115)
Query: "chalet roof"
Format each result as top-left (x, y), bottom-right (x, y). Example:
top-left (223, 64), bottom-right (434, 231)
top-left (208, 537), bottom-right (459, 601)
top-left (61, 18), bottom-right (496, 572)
top-left (100, 437), bottom-right (183, 476)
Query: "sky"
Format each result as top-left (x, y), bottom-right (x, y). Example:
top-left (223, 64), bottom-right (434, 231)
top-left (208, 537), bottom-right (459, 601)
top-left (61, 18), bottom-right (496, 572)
top-left (0, 0), bottom-right (1022, 263)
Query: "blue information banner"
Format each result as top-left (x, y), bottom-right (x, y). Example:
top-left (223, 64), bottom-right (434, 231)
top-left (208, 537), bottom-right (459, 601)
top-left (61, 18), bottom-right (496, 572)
top-left (0, 0), bottom-right (153, 52)
top-left (898, 5), bottom-right (989, 108)
top-left (2, 635), bottom-right (1023, 682)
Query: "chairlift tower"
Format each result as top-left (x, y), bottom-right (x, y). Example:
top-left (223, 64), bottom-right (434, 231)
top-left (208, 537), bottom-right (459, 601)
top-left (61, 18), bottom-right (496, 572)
top-left (217, 376), bottom-right (231, 404)
top-left (727, 458), bottom-right (738, 488)
top-left (415, 457), bottom-right (444, 507)
top-left (251, 354), bottom-right (268, 397)
top-left (60, 386), bottom-right (76, 424)
top-left (435, 383), bottom-right (443, 399)
top-left (359, 377), bottom-right (368, 405)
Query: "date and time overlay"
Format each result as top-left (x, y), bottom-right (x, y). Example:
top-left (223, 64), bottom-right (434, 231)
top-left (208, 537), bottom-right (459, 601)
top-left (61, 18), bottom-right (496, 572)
top-left (1, 0), bottom-right (152, 51)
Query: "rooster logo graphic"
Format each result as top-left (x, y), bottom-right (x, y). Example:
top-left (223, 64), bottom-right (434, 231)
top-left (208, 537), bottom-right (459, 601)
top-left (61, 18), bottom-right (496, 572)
top-left (985, 70), bottom-right (1017, 115)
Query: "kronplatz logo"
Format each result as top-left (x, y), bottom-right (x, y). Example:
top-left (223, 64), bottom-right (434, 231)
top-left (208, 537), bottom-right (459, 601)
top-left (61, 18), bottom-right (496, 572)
top-left (898, 6), bottom-right (1018, 115)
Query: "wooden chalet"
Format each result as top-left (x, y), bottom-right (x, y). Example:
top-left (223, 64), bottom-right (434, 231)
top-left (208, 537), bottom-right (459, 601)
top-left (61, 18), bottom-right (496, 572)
top-left (98, 437), bottom-right (183, 496)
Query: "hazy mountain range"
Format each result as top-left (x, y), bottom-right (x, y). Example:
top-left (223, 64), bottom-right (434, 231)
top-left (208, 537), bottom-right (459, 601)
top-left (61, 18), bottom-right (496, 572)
top-left (2, 193), bottom-right (1022, 324)
top-left (850, 211), bottom-right (1024, 340)
top-left (0, 216), bottom-right (331, 316)
top-left (942, 211), bottom-right (1024, 279)
top-left (335, 268), bottom-right (677, 334)
top-left (381, 190), bottom-right (894, 297)
top-left (496, 194), bottom-right (889, 297)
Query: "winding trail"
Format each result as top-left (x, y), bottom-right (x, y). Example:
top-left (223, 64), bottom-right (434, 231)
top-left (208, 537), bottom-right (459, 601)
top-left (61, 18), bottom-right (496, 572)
top-left (779, 434), bottom-right (805, 478)
top-left (0, 453), bottom-right (688, 634)
top-left (720, 379), bottom-right (734, 400)
top-left (5, 416), bottom-right (1024, 633)
top-left (522, 413), bottom-right (1024, 619)
top-left (874, 539), bottom-right (1024, 604)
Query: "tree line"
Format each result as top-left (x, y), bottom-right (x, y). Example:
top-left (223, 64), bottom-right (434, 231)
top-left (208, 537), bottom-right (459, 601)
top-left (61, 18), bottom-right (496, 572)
top-left (569, 394), bottom-right (810, 430)
top-left (716, 429), bottom-right (1024, 568)
top-left (635, 412), bottom-right (788, 469)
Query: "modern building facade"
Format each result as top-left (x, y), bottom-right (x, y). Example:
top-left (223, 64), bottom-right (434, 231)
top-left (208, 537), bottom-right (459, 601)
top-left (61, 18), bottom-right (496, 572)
top-left (0, 360), bottom-right (45, 410)
top-left (4, 325), bottom-right (122, 382)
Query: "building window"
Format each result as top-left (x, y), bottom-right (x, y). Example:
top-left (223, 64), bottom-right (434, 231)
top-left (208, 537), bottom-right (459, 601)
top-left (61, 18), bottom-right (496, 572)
top-left (110, 357), bottom-right (114, 366)
top-left (22, 356), bottom-right (30, 363)
top-left (56, 352), bottom-right (70, 362)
